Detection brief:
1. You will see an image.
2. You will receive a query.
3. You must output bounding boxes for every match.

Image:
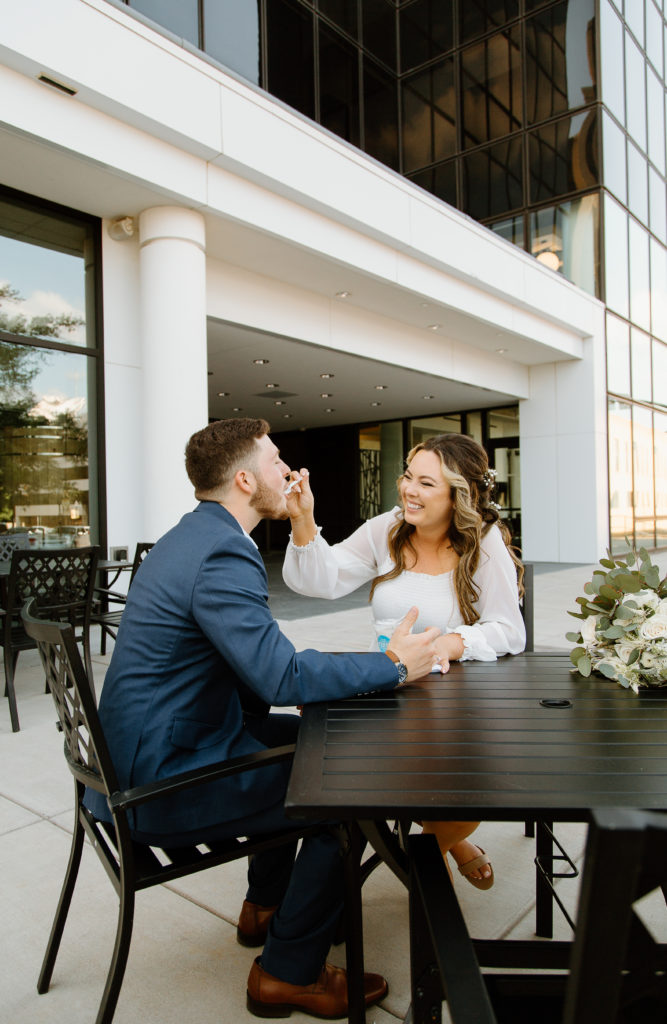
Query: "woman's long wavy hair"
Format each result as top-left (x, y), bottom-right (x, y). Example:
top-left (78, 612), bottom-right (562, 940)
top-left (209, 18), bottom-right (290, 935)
top-left (369, 433), bottom-right (524, 624)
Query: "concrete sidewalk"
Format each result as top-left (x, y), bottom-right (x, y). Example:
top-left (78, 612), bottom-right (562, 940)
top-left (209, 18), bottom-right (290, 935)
top-left (2, 552), bottom-right (666, 1023)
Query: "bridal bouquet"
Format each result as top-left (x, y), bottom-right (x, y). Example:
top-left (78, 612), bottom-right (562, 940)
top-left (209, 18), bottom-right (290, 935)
top-left (566, 546), bottom-right (667, 692)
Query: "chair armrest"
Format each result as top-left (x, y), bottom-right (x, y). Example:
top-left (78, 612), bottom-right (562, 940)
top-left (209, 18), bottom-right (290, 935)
top-left (93, 586), bottom-right (127, 602)
top-left (109, 742), bottom-right (296, 811)
top-left (408, 833), bottom-right (497, 1024)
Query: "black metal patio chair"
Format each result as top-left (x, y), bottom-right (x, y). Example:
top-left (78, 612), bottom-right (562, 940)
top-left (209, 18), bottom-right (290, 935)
top-left (1, 546), bottom-right (99, 732)
top-left (405, 809), bottom-right (667, 1024)
top-left (21, 599), bottom-right (322, 1024)
top-left (91, 542), bottom-right (154, 654)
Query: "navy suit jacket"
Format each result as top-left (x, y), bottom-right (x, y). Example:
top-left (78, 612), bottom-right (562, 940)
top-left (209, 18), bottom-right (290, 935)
top-left (85, 502), bottom-right (398, 836)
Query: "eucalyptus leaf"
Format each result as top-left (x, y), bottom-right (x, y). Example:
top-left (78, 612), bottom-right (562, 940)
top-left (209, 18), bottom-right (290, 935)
top-left (569, 647), bottom-right (586, 666)
top-left (599, 558), bottom-right (615, 569)
top-left (614, 574), bottom-right (642, 593)
top-left (599, 584), bottom-right (621, 601)
top-left (602, 625), bottom-right (625, 639)
top-left (597, 662), bottom-right (618, 679)
top-left (565, 631), bottom-right (582, 643)
top-left (578, 655), bottom-right (592, 677)
top-left (628, 648), bottom-right (641, 665)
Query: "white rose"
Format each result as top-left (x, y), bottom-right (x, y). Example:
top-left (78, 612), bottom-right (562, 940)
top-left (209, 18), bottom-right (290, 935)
top-left (657, 598), bottom-right (667, 616)
top-left (615, 640), bottom-right (640, 665)
top-left (629, 589), bottom-right (660, 610)
top-left (581, 616), bottom-right (598, 643)
top-left (638, 615), bottom-right (667, 641)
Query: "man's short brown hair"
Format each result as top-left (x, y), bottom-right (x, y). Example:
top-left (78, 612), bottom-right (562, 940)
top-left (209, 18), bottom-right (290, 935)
top-left (185, 418), bottom-right (270, 495)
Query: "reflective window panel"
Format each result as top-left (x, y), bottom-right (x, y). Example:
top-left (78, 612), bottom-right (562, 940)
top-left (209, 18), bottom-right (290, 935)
top-left (631, 326), bottom-right (652, 402)
top-left (461, 27), bottom-right (522, 149)
top-left (606, 313), bottom-right (631, 396)
top-left (462, 137), bottom-right (523, 220)
top-left (408, 161), bottom-right (458, 207)
top-left (362, 0), bottom-right (396, 69)
top-left (633, 403), bottom-right (655, 546)
top-left (401, 58), bottom-right (456, 173)
top-left (599, 1), bottom-right (625, 125)
top-left (266, 0), bottom-right (315, 120)
top-left (629, 218), bottom-right (651, 332)
top-left (203, 0), bottom-right (260, 83)
top-left (624, 0), bottom-right (645, 50)
top-left (647, 67), bottom-right (666, 175)
top-left (399, 0), bottom-right (453, 74)
top-left (655, 411), bottom-right (667, 542)
top-left (530, 193), bottom-right (599, 297)
top-left (0, 341), bottom-right (96, 545)
top-left (0, 208), bottom-right (91, 348)
top-left (489, 214), bottom-right (525, 248)
top-left (602, 110), bottom-right (627, 205)
top-left (129, 0), bottom-right (198, 44)
top-left (528, 110), bottom-right (599, 204)
top-left (604, 193), bottom-right (629, 318)
top-left (653, 341), bottom-right (667, 406)
top-left (608, 398), bottom-right (633, 552)
top-left (646, 0), bottom-right (664, 78)
top-left (363, 60), bottom-right (399, 169)
top-left (319, 23), bottom-right (360, 145)
top-left (651, 237), bottom-right (667, 341)
top-left (464, 410), bottom-right (483, 442)
top-left (625, 33), bottom-right (647, 152)
top-left (627, 141), bottom-right (649, 225)
top-left (649, 166), bottom-right (667, 245)
top-left (488, 405), bottom-right (519, 437)
top-left (525, 0), bottom-right (595, 126)
top-left (409, 414), bottom-right (462, 447)
top-left (318, 0), bottom-right (358, 39)
top-left (459, 0), bottom-right (519, 46)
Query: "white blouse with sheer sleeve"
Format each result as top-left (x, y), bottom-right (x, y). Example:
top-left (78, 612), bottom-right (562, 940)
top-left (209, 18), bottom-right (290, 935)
top-left (282, 508), bottom-right (526, 661)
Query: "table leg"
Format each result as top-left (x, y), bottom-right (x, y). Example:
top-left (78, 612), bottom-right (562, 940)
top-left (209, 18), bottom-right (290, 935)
top-left (535, 819), bottom-right (554, 938)
top-left (340, 821), bottom-right (366, 1024)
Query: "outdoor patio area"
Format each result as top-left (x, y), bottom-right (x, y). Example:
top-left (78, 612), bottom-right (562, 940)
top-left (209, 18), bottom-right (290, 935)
top-left (3, 554), bottom-right (667, 1024)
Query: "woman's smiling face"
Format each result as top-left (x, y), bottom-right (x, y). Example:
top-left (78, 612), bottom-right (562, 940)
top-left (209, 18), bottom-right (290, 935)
top-left (399, 448), bottom-right (454, 532)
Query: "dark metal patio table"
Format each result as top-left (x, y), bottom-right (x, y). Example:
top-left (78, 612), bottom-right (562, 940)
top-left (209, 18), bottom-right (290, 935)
top-left (285, 652), bottom-right (667, 1023)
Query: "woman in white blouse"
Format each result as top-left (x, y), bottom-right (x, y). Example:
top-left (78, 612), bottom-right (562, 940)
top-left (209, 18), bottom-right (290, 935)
top-left (282, 432), bottom-right (526, 889)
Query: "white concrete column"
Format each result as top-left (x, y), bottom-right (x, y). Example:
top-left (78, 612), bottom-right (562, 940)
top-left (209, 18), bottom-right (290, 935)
top-left (139, 207), bottom-right (207, 541)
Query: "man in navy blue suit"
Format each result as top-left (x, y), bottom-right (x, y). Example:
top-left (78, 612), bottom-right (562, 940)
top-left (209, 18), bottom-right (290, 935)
top-left (86, 418), bottom-right (438, 1019)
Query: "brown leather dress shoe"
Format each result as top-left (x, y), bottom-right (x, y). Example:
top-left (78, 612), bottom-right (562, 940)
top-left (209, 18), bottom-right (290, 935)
top-left (246, 957), bottom-right (388, 1019)
top-left (237, 900), bottom-right (279, 947)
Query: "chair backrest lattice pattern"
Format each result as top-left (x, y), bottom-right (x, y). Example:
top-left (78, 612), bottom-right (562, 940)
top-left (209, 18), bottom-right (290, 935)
top-left (26, 601), bottom-right (113, 795)
top-left (0, 535), bottom-right (28, 561)
top-left (6, 547), bottom-right (99, 628)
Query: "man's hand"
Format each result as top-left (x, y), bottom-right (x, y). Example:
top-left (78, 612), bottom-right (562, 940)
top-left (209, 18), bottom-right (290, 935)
top-left (386, 607), bottom-right (441, 683)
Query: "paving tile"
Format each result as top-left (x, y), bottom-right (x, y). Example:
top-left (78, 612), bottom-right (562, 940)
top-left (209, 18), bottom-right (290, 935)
top-left (0, 793), bottom-right (41, 834)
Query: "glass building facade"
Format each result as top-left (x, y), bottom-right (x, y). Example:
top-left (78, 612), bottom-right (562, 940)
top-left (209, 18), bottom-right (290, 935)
top-left (0, 187), bottom-right (104, 549)
top-left (114, 1), bottom-right (667, 550)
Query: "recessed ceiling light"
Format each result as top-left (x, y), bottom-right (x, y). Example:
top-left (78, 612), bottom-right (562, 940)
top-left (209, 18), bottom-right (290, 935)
top-left (274, 400), bottom-right (286, 406)
top-left (253, 358), bottom-right (270, 365)
top-left (283, 413), bottom-right (292, 419)
top-left (320, 373), bottom-right (335, 379)
top-left (265, 383), bottom-right (280, 389)
top-left (320, 393), bottom-right (333, 398)
top-left (325, 408), bottom-right (335, 413)
top-left (370, 402), bottom-right (382, 407)
top-left (422, 395), bottom-right (435, 400)
top-left (496, 347), bottom-right (508, 355)
top-left (232, 407), bottom-right (243, 411)
top-left (335, 290), bottom-right (351, 299)
top-left (420, 302), bottom-right (430, 308)
top-left (217, 391), bottom-right (230, 397)
top-left (427, 324), bottom-right (441, 331)
top-left (374, 384), bottom-right (388, 390)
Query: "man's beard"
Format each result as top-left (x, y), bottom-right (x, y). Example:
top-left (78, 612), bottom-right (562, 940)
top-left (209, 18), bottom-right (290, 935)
top-left (250, 475), bottom-right (289, 520)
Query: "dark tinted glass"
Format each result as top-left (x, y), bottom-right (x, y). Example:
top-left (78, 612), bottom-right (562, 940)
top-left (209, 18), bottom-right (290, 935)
top-left (129, 0), bottom-right (199, 44)
top-left (460, 0), bottom-right (519, 45)
top-left (399, 0), bottom-right (453, 73)
top-left (319, 24), bottom-right (360, 145)
top-left (489, 214), bottom-right (525, 248)
top-left (462, 137), bottom-right (523, 219)
top-left (401, 58), bottom-right (456, 172)
top-left (266, 0), bottom-right (315, 120)
top-left (362, 0), bottom-right (396, 69)
top-left (203, 0), bottom-right (261, 83)
top-left (363, 61), bottom-right (399, 169)
top-left (318, 0), bottom-right (358, 38)
top-left (461, 27), bottom-right (522, 149)
top-left (525, 0), bottom-right (596, 125)
top-left (529, 110), bottom-right (599, 203)
top-left (408, 161), bottom-right (458, 207)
